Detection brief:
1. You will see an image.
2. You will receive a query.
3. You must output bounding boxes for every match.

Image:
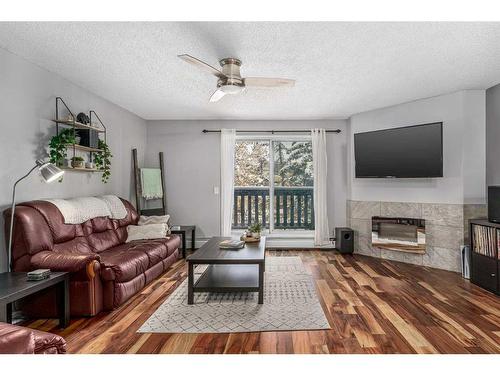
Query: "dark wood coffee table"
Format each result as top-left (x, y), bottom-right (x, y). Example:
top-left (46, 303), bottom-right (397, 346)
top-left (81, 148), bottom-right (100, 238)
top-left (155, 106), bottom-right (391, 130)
top-left (186, 236), bottom-right (266, 305)
top-left (0, 272), bottom-right (70, 328)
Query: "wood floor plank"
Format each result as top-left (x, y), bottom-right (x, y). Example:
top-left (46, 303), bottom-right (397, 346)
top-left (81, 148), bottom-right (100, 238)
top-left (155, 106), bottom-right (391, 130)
top-left (424, 303), bottom-right (475, 341)
top-left (352, 327), bottom-right (378, 348)
top-left (417, 281), bottom-right (449, 303)
top-left (160, 333), bottom-right (198, 353)
top-left (355, 305), bottom-right (385, 335)
top-left (466, 323), bottom-right (500, 353)
top-left (126, 333), bottom-right (152, 354)
top-left (364, 290), bottom-right (438, 353)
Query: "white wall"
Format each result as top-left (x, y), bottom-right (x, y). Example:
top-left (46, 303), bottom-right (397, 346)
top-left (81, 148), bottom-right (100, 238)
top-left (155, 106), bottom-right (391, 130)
top-left (0, 47), bottom-right (148, 272)
top-left (486, 83), bottom-right (500, 186)
top-left (145, 120), bottom-right (348, 245)
top-left (348, 90), bottom-right (486, 204)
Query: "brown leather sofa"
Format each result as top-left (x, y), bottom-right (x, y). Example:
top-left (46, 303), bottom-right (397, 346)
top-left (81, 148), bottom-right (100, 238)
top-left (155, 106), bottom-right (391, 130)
top-left (4, 198), bottom-right (180, 317)
top-left (0, 322), bottom-right (66, 354)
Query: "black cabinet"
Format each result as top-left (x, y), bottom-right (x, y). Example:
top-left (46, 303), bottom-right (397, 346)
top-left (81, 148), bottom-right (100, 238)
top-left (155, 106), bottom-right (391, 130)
top-left (470, 219), bottom-right (500, 296)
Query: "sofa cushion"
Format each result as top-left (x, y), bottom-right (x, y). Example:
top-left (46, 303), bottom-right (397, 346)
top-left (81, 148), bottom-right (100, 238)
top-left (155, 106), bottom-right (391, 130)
top-left (99, 237), bottom-right (177, 282)
top-left (162, 235), bottom-right (181, 256)
top-left (99, 248), bottom-right (150, 282)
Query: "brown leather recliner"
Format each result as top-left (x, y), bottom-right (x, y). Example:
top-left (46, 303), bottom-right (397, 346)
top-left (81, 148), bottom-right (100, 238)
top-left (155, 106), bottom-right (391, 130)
top-left (0, 322), bottom-right (66, 354)
top-left (4, 198), bottom-right (180, 317)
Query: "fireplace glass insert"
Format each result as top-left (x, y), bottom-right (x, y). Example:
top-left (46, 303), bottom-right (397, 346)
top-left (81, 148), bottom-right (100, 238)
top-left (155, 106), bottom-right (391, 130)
top-left (371, 216), bottom-right (426, 254)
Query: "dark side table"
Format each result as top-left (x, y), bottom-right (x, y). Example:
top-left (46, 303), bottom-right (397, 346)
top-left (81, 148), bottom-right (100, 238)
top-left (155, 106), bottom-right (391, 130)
top-left (171, 225), bottom-right (196, 258)
top-left (0, 272), bottom-right (70, 328)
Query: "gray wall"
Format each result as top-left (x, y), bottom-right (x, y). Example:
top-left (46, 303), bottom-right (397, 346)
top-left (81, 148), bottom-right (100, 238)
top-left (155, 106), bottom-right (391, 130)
top-left (348, 90), bottom-right (486, 204)
top-left (145, 120), bottom-right (348, 246)
top-left (0, 47), bottom-right (148, 272)
top-left (486, 83), bottom-right (500, 186)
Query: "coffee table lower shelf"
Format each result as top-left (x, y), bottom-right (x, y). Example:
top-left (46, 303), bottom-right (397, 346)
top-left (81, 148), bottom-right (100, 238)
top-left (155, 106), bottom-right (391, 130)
top-left (188, 264), bottom-right (264, 304)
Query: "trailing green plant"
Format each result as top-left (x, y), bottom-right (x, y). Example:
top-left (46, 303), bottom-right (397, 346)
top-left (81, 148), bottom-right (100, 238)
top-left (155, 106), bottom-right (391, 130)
top-left (71, 156), bottom-right (84, 162)
top-left (249, 222), bottom-right (262, 233)
top-left (48, 128), bottom-right (75, 166)
top-left (94, 139), bottom-right (112, 183)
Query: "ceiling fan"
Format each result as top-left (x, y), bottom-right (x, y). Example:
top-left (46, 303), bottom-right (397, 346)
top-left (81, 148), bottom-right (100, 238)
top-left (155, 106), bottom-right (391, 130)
top-left (178, 54), bottom-right (295, 102)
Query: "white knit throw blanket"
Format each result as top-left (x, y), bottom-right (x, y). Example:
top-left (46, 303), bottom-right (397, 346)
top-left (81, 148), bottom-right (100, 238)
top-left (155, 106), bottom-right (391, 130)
top-left (44, 195), bottom-right (127, 224)
top-left (100, 195), bottom-right (128, 220)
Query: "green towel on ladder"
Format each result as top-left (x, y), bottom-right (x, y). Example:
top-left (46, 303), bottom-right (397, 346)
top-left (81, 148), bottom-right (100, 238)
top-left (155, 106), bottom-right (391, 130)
top-left (140, 168), bottom-right (163, 200)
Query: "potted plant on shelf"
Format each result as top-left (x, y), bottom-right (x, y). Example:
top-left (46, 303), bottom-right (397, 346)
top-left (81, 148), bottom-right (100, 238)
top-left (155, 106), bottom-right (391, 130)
top-left (71, 156), bottom-right (85, 168)
top-left (48, 128), bottom-right (75, 167)
top-left (94, 139), bottom-right (112, 183)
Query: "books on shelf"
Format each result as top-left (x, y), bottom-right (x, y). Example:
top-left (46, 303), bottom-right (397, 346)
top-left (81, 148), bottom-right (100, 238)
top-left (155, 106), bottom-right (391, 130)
top-left (219, 240), bottom-right (245, 250)
top-left (472, 225), bottom-right (497, 258)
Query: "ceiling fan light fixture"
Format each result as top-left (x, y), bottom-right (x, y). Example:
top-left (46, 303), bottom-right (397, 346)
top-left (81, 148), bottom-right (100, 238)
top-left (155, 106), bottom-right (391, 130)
top-left (220, 84), bottom-right (244, 95)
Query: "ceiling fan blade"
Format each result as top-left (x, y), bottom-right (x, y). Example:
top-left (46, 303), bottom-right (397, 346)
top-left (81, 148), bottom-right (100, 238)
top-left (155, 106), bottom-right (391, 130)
top-left (178, 54), bottom-right (226, 79)
top-left (209, 89), bottom-right (226, 102)
top-left (243, 77), bottom-right (295, 88)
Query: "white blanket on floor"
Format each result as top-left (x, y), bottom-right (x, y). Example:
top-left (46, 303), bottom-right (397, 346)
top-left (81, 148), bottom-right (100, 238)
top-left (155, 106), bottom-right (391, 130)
top-left (44, 195), bottom-right (127, 224)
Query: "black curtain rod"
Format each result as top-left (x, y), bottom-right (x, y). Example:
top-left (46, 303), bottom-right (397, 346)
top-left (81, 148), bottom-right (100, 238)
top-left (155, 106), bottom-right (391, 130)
top-left (202, 129), bottom-right (341, 134)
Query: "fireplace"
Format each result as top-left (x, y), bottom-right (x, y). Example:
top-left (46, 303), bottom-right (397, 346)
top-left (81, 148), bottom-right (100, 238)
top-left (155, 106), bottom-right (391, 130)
top-left (371, 216), bottom-right (426, 254)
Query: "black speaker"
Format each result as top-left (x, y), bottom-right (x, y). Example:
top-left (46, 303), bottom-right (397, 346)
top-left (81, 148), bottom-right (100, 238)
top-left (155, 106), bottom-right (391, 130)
top-left (335, 227), bottom-right (354, 254)
top-left (488, 186), bottom-right (500, 223)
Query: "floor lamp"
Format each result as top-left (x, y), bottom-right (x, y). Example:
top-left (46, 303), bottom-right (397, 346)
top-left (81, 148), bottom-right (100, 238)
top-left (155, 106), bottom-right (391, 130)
top-left (7, 159), bottom-right (64, 272)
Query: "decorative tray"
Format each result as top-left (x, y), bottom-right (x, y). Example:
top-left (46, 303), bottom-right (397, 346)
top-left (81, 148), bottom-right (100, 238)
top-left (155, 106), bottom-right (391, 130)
top-left (240, 235), bottom-right (261, 243)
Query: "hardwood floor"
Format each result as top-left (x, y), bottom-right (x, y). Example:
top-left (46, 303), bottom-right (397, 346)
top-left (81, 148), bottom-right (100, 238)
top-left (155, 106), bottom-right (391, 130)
top-left (25, 250), bottom-right (500, 354)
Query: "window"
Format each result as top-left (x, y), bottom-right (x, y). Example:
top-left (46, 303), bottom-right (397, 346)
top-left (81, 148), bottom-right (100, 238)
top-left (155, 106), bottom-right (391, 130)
top-left (233, 137), bottom-right (314, 232)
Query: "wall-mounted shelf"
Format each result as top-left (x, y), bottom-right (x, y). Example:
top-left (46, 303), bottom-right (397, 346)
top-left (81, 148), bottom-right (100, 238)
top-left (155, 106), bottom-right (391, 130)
top-left (60, 167), bottom-right (103, 173)
top-left (53, 97), bottom-right (108, 167)
top-left (65, 144), bottom-right (103, 153)
top-left (52, 119), bottom-right (106, 132)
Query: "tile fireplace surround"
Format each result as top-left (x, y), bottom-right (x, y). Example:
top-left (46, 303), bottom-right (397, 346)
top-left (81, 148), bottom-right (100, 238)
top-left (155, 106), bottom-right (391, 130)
top-left (347, 200), bottom-right (486, 272)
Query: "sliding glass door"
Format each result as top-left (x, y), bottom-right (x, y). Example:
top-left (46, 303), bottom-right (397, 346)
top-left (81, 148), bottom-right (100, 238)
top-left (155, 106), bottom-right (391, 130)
top-left (233, 137), bottom-right (314, 233)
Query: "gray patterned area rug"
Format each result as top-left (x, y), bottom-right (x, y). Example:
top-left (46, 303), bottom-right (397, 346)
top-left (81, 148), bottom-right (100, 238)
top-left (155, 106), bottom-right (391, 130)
top-left (138, 256), bottom-right (330, 333)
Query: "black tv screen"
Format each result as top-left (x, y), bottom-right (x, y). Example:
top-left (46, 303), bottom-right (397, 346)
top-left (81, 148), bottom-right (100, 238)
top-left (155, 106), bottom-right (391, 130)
top-left (354, 122), bottom-right (443, 178)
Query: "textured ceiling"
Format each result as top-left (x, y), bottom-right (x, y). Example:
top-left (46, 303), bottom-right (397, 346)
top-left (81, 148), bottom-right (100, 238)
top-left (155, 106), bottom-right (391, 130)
top-left (1, 22), bottom-right (500, 120)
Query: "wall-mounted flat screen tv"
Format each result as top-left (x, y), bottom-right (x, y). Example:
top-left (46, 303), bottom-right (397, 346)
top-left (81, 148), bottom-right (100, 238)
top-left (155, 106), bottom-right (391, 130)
top-left (354, 122), bottom-right (443, 178)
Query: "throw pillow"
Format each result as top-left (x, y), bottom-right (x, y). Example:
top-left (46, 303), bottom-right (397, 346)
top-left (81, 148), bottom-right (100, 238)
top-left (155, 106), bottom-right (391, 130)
top-left (126, 223), bottom-right (168, 243)
top-left (138, 214), bottom-right (170, 225)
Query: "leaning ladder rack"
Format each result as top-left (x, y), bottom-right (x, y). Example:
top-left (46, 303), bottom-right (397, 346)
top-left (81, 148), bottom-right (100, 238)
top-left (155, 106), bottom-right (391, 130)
top-left (132, 148), bottom-right (167, 216)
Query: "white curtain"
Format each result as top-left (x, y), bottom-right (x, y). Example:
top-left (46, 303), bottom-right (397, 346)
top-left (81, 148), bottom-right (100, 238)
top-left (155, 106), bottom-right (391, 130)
top-left (220, 129), bottom-right (236, 236)
top-left (311, 128), bottom-right (330, 246)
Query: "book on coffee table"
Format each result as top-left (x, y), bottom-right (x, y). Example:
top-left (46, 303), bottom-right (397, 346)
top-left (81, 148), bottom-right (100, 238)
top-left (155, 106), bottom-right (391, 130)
top-left (219, 239), bottom-right (245, 249)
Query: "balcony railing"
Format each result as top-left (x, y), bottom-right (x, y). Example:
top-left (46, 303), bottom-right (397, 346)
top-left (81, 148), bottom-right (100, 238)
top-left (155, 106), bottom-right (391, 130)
top-left (233, 186), bottom-right (314, 230)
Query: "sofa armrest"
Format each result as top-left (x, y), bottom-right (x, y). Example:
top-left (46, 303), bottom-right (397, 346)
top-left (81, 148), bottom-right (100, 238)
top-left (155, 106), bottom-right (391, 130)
top-left (0, 322), bottom-right (35, 354)
top-left (0, 322), bottom-right (66, 354)
top-left (32, 328), bottom-right (67, 354)
top-left (31, 251), bottom-right (100, 273)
